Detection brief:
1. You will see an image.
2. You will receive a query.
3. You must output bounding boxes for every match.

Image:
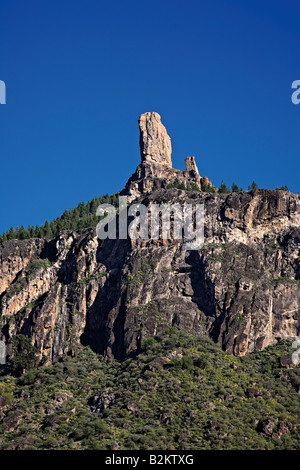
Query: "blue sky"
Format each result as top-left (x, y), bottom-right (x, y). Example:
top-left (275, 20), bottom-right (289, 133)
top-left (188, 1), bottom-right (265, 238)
top-left (0, 0), bottom-right (300, 234)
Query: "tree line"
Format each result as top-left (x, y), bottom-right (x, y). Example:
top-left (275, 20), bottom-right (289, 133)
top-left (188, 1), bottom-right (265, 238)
top-left (0, 193), bottom-right (119, 243)
top-left (0, 181), bottom-right (290, 243)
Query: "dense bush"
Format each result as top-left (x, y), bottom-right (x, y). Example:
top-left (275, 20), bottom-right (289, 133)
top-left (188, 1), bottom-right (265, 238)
top-left (9, 335), bottom-right (39, 376)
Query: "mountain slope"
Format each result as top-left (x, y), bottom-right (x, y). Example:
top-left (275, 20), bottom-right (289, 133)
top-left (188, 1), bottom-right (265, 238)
top-left (0, 111), bottom-right (299, 363)
top-left (0, 187), bottom-right (299, 365)
top-left (0, 329), bottom-right (299, 450)
top-left (0, 111), bottom-right (299, 451)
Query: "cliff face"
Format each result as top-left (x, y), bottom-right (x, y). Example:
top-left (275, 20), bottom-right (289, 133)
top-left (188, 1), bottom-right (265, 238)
top-left (0, 113), bottom-right (299, 365)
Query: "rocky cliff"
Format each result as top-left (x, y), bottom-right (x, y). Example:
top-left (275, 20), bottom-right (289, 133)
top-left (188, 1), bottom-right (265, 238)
top-left (121, 112), bottom-right (212, 201)
top-left (0, 113), bottom-right (299, 365)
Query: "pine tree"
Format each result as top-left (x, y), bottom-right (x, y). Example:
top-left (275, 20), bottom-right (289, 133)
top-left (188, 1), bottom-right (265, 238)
top-left (111, 193), bottom-right (119, 206)
top-left (28, 226), bottom-right (35, 238)
top-left (18, 226), bottom-right (29, 240)
top-left (8, 226), bottom-right (16, 240)
top-left (43, 221), bottom-right (53, 239)
top-left (35, 226), bottom-right (43, 238)
top-left (219, 181), bottom-right (230, 194)
top-left (232, 182), bottom-right (239, 193)
top-left (50, 219), bottom-right (59, 237)
top-left (62, 210), bottom-right (70, 220)
top-left (90, 199), bottom-right (98, 214)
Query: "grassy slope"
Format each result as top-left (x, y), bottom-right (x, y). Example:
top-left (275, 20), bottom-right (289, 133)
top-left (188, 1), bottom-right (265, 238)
top-left (0, 328), bottom-right (299, 450)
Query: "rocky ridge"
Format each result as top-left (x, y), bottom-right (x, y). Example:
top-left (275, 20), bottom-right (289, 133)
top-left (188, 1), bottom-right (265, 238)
top-left (0, 112), bottom-right (299, 365)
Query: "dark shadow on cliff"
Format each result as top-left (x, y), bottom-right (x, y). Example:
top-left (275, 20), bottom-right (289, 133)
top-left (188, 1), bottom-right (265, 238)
top-left (39, 238), bottom-right (58, 263)
top-left (184, 249), bottom-right (222, 344)
top-left (20, 292), bottom-right (49, 337)
top-left (80, 237), bottom-right (132, 360)
top-left (282, 228), bottom-right (300, 280)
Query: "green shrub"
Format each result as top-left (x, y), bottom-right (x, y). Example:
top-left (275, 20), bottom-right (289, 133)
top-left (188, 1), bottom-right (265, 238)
top-left (94, 418), bottom-right (108, 433)
top-left (9, 334), bottom-right (38, 376)
top-left (140, 337), bottom-right (157, 353)
top-left (180, 355), bottom-right (194, 369)
top-left (0, 331), bottom-right (299, 450)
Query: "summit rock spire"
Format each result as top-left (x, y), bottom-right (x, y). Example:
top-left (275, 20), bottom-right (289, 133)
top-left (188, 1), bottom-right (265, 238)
top-left (121, 111), bottom-right (215, 201)
top-left (138, 112), bottom-right (172, 167)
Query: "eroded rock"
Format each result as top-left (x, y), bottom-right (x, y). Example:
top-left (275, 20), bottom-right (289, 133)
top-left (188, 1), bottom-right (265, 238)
top-left (139, 112), bottom-right (172, 167)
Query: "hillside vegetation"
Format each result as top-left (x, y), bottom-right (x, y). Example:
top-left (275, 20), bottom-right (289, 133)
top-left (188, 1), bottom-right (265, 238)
top-left (0, 328), bottom-right (299, 450)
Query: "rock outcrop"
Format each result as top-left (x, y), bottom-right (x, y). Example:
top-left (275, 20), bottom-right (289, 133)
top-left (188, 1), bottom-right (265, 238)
top-left (0, 112), bottom-right (299, 365)
top-left (185, 156), bottom-right (199, 175)
top-left (139, 112), bottom-right (172, 167)
top-left (122, 112), bottom-right (210, 201)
